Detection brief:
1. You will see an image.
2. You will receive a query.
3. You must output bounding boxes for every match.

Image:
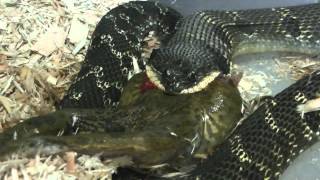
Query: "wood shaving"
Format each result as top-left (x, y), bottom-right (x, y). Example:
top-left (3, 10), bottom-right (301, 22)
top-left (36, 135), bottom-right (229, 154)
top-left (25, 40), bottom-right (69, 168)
top-left (0, 64), bottom-right (8, 73)
top-left (0, 0), bottom-right (135, 123)
top-left (297, 97), bottom-right (320, 118)
top-left (31, 26), bottom-right (67, 56)
top-left (64, 152), bottom-right (77, 174)
top-left (234, 53), bottom-right (319, 102)
top-left (284, 56), bottom-right (320, 80)
top-left (67, 18), bottom-right (89, 44)
top-left (0, 95), bottom-right (13, 113)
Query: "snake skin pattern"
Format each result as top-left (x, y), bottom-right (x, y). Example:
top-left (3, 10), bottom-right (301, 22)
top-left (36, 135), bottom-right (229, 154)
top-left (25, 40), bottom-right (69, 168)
top-left (60, 1), bottom-right (320, 108)
top-left (60, 1), bottom-right (181, 108)
top-left (57, 1), bottom-right (320, 179)
top-left (147, 3), bottom-right (320, 94)
top-left (110, 71), bottom-right (320, 180)
top-left (179, 70), bottom-right (320, 179)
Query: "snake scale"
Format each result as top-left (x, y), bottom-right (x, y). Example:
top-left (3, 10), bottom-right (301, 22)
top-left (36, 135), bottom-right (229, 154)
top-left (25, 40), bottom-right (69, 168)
top-left (61, 1), bottom-right (320, 109)
top-left (1, 1), bottom-right (320, 179)
top-left (59, 1), bottom-right (320, 179)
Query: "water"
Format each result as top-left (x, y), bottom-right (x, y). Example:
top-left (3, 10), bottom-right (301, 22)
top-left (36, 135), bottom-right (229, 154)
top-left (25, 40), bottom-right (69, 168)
top-left (233, 53), bottom-right (296, 100)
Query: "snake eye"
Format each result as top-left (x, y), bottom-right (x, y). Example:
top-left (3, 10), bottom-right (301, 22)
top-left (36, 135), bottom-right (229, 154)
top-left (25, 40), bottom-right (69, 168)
top-left (188, 72), bottom-right (197, 82)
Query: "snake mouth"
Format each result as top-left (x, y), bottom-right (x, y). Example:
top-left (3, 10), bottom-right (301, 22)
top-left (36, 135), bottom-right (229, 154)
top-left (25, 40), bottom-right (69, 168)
top-left (146, 65), bottom-right (221, 94)
top-left (180, 71), bottom-right (221, 94)
top-left (146, 65), bottom-right (165, 91)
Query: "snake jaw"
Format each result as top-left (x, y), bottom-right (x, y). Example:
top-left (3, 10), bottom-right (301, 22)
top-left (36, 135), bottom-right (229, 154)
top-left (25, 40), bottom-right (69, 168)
top-left (146, 64), bottom-right (221, 94)
top-left (180, 71), bottom-right (221, 94)
top-left (146, 65), bottom-right (165, 91)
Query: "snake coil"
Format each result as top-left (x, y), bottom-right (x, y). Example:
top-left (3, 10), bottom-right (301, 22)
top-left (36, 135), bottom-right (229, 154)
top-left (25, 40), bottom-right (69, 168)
top-left (58, 1), bottom-right (320, 179)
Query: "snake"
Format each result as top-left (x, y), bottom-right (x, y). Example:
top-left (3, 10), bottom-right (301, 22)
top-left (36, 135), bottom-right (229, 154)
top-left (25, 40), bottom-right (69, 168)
top-left (0, 72), bottom-right (242, 178)
top-left (1, 1), bottom-right (320, 179)
top-left (60, 1), bottom-right (320, 109)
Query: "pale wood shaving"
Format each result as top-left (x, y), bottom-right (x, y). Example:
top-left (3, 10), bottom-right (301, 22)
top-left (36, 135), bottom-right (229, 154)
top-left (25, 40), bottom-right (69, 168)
top-left (0, 63), bottom-right (8, 73)
top-left (64, 152), bottom-right (77, 174)
top-left (284, 56), bottom-right (320, 80)
top-left (67, 18), bottom-right (89, 44)
top-left (10, 167), bottom-right (19, 180)
top-left (0, 0), bottom-right (136, 123)
top-left (234, 54), bottom-right (320, 102)
top-left (0, 95), bottom-right (13, 113)
top-left (297, 97), bottom-right (320, 118)
top-left (31, 26), bottom-right (67, 56)
top-left (0, 153), bottom-right (131, 180)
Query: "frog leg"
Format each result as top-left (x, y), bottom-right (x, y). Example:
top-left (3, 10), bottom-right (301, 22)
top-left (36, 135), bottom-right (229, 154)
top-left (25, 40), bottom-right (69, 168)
top-left (0, 107), bottom-right (131, 143)
top-left (0, 131), bottom-right (188, 166)
top-left (0, 110), bottom-right (75, 144)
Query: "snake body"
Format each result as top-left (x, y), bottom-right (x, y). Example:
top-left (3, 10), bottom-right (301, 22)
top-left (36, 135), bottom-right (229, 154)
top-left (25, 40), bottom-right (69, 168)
top-left (1, 1), bottom-right (320, 179)
top-left (60, 1), bottom-right (181, 108)
top-left (61, 1), bottom-right (320, 108)
top-left (147, 2), bottom-right (320, 94)
top-left (0, 73), bottom-right (242, 178)
top-left (59, 1), bottom-right (320, 179)
top-left (182, 70), bottom-right (320, 179)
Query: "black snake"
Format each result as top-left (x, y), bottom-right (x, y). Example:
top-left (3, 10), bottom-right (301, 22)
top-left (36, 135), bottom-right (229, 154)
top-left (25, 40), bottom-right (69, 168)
top-left (1, 1), bottom-right (320, 179)
top-left (60, 1), bottom-right (320, 109)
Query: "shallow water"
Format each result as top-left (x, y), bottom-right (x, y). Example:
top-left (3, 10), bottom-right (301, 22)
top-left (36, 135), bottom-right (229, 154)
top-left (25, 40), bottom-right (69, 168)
top-left (233, 53), bottom-right (295, 99)
top-left (151, 0), bottom-right (320, 179)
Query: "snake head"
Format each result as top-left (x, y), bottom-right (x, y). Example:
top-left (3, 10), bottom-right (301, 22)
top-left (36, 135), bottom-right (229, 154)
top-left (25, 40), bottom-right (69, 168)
top-left (146, 43), bottom-right (229, 94)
